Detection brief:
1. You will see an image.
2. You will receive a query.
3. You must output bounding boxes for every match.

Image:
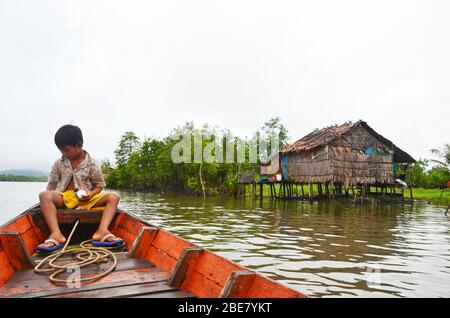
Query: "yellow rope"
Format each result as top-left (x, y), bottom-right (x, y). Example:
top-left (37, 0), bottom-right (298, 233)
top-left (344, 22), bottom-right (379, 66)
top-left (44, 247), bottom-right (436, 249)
top-left (34, 220), bottom-right (118, 286)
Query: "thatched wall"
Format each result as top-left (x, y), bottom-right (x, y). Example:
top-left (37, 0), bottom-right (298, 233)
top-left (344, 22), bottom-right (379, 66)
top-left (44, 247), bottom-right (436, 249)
top-left (328, 126), bottom-right (395, 185)
top-left (286, 146), bottom-right (333, 183)
top-left (284, 127), bottom-right (396, 185)
top-left (330, 152), bottom-right (394, 186)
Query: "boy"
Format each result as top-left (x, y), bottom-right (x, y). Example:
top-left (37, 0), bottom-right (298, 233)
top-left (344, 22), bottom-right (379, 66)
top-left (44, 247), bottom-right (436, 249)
top-left (37, 124), bottom-right (123, 251)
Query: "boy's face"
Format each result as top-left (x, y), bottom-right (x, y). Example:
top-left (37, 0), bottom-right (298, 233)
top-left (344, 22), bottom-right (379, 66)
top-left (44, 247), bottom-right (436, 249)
top-left (60, 145), bottom-right (82, 160)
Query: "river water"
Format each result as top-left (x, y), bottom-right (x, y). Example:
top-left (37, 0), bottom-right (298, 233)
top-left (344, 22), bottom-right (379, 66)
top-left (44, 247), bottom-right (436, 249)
top-left (1, 181), bottom-right (449, 297)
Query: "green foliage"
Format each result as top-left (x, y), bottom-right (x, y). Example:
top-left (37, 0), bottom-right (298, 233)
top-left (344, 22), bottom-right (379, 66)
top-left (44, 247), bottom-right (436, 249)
top-left (411, 188), bottom-right (450, 205)
top-left (105, 119), bottom-right (287, 196)
top-left (430, 143), bottom-right (450, 166)
top-left (114, 131), bottom-right (141, 167)
top-left (405, 143), bottom-right (450, 189)
top-left (261, 117), bottom-right (290, 148)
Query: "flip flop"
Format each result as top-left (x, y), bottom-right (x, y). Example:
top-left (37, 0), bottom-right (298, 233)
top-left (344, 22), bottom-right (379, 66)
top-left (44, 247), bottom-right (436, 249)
top-left (92, 233), bottom-right (124, 247)
top-left (37, 239), bottom-right (65, 252)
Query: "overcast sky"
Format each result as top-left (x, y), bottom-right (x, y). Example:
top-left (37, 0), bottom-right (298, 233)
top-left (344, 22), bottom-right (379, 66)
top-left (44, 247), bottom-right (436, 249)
top-left (0, 0), bottom-right (448, 173)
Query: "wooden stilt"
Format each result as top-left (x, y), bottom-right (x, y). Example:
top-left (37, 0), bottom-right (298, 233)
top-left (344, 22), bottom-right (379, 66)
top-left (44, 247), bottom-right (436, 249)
top-left (361, 184), bottom-right (366, 204)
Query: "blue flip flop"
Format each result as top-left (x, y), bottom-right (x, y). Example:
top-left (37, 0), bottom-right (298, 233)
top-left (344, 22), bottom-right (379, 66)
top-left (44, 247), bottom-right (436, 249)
top-left (37, 239), bottom-right (64, 252)
top-left (92, 233), bottom-right (124, 247)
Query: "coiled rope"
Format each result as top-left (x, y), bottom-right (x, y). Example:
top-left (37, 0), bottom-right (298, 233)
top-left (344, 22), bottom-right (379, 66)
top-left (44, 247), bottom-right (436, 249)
top-left (34, 219), bottom-right (118, 285)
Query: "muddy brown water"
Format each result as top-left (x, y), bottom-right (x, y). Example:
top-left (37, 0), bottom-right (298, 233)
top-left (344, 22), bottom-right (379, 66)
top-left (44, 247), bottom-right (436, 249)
top-left (1, 182), bottom-right (449, 297)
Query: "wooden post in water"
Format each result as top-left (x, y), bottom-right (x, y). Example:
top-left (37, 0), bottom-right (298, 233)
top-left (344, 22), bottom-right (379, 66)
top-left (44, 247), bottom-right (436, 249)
top-left (361, 184), bottom-right (366, 204)
top-left (406, 163), bottom-right (413, 201)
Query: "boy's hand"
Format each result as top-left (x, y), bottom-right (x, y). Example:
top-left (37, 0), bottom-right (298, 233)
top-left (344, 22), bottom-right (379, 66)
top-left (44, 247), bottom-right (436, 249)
top-left (78, 190), bottom-right (93, 201)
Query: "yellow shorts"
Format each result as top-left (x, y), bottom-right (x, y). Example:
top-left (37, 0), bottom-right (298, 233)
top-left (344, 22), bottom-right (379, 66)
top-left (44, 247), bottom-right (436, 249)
top-left (58, 190), bottom-right (107, 210)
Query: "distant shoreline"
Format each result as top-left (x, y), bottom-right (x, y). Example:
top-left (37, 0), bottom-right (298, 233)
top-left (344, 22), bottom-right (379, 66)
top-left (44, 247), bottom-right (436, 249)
top-left (0, 175), bottom-right (47, 182)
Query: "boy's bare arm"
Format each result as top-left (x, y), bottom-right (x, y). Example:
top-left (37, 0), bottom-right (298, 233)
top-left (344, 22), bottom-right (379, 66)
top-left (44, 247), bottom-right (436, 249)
top-left (89, 186), bottom-right (103, 197)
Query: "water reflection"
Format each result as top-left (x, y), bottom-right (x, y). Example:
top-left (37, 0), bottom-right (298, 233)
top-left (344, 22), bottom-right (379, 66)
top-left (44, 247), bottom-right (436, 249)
top-left (116, 191), bottom-right (450, 297)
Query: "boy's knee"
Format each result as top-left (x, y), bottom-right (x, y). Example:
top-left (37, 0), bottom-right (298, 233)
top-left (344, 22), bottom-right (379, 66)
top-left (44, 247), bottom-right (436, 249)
top-left (39, 190), bottom-right (52, 201)
top-left (107, 192), bottom-right (120, 203)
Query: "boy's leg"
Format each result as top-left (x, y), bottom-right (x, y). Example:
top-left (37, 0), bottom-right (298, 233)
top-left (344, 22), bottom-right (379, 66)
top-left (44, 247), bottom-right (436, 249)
top-left (38, 190), bottom-right (67, 247)
top-left (90, 192), bottom-right (121, 242)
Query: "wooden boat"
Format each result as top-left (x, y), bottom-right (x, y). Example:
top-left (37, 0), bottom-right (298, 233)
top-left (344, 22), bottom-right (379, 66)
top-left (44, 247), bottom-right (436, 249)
top-left (0, 204), bottom-right (306, 298)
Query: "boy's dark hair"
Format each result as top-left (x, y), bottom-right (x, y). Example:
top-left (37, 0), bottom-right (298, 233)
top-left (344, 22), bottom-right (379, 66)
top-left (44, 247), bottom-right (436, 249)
top-left (54, 125), bottom-right (83, 150)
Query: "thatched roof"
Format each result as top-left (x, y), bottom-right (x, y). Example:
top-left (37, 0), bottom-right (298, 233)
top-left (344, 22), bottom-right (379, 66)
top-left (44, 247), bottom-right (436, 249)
top-left (281, 120), bottom-right (415, 163)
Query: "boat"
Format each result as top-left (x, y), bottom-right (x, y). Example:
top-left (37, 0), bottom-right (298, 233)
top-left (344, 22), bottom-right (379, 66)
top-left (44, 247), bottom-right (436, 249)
top-left (0, 204), bottom-right (306, 298)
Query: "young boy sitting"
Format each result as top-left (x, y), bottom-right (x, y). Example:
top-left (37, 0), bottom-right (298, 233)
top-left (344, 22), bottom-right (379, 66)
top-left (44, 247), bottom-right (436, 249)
top-left (37, 124), bottom-right (123, 251)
